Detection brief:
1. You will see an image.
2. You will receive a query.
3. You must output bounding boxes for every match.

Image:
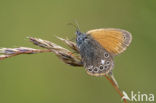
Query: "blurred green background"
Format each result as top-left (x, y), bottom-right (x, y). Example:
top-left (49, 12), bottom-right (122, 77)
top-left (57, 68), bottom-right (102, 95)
top-left (0, 0), bottom-right (156, 103)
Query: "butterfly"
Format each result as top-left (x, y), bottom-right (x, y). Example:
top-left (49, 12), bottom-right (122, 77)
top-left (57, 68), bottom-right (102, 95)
top-left (76, 28), bottom-right (132, 76)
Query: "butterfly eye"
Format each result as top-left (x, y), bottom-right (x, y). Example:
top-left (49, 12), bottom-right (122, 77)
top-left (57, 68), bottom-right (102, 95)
top-left (104, 52), bottom-right (109, 58)
top-left (77, 38), bottom-right (82, 41)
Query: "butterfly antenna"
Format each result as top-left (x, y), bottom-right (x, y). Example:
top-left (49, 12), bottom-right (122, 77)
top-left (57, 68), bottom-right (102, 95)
top-left (74, 20), bottom-right (80, 31)
top-left (67, 21), bottom-right (80, 32)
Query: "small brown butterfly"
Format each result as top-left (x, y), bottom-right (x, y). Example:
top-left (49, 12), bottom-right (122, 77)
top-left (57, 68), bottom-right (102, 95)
top-left (76, 28), bottom-right (132, 76)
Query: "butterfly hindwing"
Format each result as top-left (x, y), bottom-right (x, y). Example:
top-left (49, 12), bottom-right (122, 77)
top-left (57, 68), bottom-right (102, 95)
top-left (86, 28), bottom-right (132, 56)
top-left (79, 35), bottom-right (114, 76)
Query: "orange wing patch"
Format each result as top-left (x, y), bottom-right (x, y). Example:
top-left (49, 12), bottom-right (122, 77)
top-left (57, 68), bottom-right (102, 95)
top-left (86, 28), bottom-right (132, 55)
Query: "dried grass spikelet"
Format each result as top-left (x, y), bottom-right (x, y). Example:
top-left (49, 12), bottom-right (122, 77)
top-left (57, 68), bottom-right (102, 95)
top-left (0, 37), bottom-right (83, 66)
top-left (28, 37), bottom-right (82, 66)
top-left (0, 36), bottom-right (128, 103)
top-left (0, 47), bottom-right (51, 60)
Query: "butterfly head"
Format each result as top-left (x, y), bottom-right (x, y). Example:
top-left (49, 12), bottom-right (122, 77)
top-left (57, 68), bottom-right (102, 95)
top-left (76, 30), bottom-right (88, 48)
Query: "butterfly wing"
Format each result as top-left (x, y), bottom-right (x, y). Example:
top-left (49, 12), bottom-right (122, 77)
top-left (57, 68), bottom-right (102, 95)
top-left (86, 28), bottom-right (132, 55)
top-left (79, 35), bottom-right (114, 76)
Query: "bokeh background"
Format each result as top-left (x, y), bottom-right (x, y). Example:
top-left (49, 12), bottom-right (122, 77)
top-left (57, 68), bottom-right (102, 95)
top-left (0, 0), bottom-right (156, 103)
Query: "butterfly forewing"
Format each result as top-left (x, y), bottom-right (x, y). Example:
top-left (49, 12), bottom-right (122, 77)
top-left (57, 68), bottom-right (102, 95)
top-left (86, 28), bottom-right (132, 56)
